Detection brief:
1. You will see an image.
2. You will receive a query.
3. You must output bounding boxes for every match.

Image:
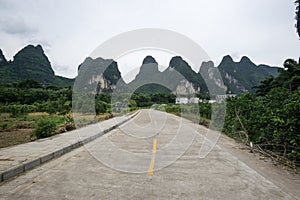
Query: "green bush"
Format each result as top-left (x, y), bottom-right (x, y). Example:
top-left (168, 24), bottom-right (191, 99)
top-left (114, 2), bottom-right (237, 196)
top-left (8, 104), bottom-right (36, 117)
top-left (165, 105), bottom-right (181, 114)
top-left (31, 118), bottom-right (57, 139)
top-left (95, 100), bottom-right (107, 114)
top-left (223, 89), bottom-right (300, 164)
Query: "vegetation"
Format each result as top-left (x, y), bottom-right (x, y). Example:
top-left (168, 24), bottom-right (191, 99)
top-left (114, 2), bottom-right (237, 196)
top-left (254, 59), bottom-right (300, 95)
top-left (0, 79), bottom-right (72, 115)
top-left (131, 92), bottom-right (175, 107)
top-left (0, 79), bottom-right (112, 147)
top-left (0, 79), bottom-right (175, 147)
top-left (31, 118), bottom-right (57, 139)
top-left (223, 59), bottom-right (300, 168)
top-left (0, 113), bottom-right (67, 148)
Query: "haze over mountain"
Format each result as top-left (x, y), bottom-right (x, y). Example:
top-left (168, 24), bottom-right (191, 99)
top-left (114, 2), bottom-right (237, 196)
top-left (0, 44), bottom-right (279, 94)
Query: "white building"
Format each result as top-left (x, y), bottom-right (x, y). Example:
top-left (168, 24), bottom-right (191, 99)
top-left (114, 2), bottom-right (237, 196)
top-left (175, 97), bottom-right (189, 104)
top-left (189, 97), bottom-right (200, 104)
top-left (175, 95), bottom-right (236, 104)
top-left (175, 97), bottom-right (200, 104)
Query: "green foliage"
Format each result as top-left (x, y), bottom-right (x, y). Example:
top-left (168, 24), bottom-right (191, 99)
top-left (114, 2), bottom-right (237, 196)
top-left (131, 93), bottom-right (175, 107)
top-left (198, 102), bottom-right (211, 119)
top-left (223, 59), bottom-right (300, 164)
top-left (224, 91), bottom-right (300, 162)
top-left (2, 104), bottom-right (36, 117)
top-left (0, 81), bottom-right (72, 115)
top-left (128, 99), bottom-right (137, 107)
top-left (44, 98), bottom-right (71, 115)
top-left (255, 59), bottom-right (300, 95)
top-left (95, 100), bottom-right (107, 114)
top-left (13, 79), bottom-right (43, 89)
top-left (165, 105), bottom-right (181, 114)
top-left (95, 93), bottom-right (112, 114)
top-left (31, 118), bottom-right (57, 139)
top-left (96, 93), bottom-right (111, 103)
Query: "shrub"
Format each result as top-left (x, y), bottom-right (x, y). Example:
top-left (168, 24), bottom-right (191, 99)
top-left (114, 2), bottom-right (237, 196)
top-left (31, 118), bottom-right (57, 139)
top-left (9, 104), bottom-right (36, 117)
top-left (165, 105), bottom-right (181, 114)
top-left (95, 100), bottom-right (107, 114)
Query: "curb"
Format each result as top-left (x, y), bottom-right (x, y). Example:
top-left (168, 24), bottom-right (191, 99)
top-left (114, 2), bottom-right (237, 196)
top-left (0, 111), bottom-right (139, 183)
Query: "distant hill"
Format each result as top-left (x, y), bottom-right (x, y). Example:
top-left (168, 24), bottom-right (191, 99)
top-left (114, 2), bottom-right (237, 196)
top-left (0, 45), bottom-right (73, 86)
top-left (127, 55), bottom-right (278, 94)
top-left (216, 55), bottom-right (279, 93)
top-left (127, 56), bottom-right (170, 93)
top-left (258, 64), bottom-right (279, 77)
top-left (127, 56), bottom-right (208, 94)
top-left (166, 56), bottom-right (208, 93)
top-left (77, 57), bottom-right (125, 92)
top-left (0, 44), bottom-right (279, 94)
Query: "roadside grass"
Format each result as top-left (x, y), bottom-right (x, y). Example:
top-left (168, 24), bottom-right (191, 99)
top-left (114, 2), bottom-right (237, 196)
top-left (97, 113), bottom-right (113, 121)
top-left (0, 113), bottom-right (67, 148)
top-left (0, 112), bottom-right (116, 148)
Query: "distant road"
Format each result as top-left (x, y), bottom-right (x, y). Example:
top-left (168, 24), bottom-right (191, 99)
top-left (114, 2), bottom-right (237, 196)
top-left (0, 109), bottom-right (298, 199)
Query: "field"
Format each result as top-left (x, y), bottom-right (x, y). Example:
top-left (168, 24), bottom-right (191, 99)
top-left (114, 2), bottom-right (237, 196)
top-left (0, 112), bottom-right (113, 148)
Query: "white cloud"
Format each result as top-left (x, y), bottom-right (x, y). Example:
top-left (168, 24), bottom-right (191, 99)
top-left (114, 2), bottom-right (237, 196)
top-left (0, 18), bottom-right (37, 36)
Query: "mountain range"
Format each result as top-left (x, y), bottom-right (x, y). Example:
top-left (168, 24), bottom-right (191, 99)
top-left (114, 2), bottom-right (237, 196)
top-left (0, 44), bottom-right (279, 94)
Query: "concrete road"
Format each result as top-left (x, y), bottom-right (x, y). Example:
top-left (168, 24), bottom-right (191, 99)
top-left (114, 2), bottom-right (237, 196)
top-left (0, 109), bottom-right (299, 199)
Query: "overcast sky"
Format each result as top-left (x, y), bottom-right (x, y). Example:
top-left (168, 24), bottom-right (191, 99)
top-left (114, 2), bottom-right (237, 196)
top-left (0, 0), bottom-right (299, 80)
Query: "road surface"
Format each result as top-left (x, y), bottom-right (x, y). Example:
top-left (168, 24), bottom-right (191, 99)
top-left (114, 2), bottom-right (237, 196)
top-left (0, 109), bottom-right (299, 199)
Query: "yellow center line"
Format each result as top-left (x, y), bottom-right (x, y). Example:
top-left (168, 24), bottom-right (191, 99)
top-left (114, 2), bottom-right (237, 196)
top-left (148, 139), bottom-right (157, 176)
top-left (153, 139), bottom-right (157, 153)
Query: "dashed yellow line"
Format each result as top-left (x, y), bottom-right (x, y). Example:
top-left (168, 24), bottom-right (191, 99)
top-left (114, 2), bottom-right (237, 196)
top-left (148, 139), bottom-right (157, 176)
top-left (148, 159), bottom-right (155, 176)
top-left (153, 139), bottom-right (157, 153)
